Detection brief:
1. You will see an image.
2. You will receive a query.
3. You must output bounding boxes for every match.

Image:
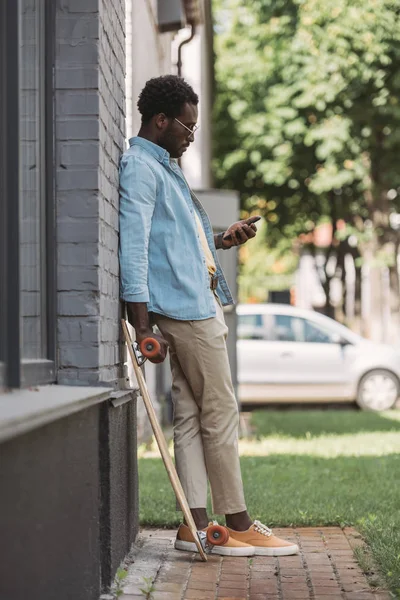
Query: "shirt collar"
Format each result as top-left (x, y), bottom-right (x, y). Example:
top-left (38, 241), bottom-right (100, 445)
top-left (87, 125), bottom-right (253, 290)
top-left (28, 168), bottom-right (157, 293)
top-left (129, 136), bottom-right (170, 164)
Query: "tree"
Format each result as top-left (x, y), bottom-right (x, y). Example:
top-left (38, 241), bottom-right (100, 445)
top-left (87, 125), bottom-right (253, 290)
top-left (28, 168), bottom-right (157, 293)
top-left (213, 0), bottom-right (400, 328)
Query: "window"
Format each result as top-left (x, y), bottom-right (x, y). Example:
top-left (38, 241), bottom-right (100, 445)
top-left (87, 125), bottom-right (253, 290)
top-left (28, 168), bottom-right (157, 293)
top-left (268, 314), bottom-right (335, 344)
top-left (303, 319), bottom-right (334, 344)
top-left (0, 1), bottom-right (7, 388)
top-left (237, 314), bottom-right (264, 340)
top-left (0, 0), bottom-right (55, 389)
top-left (270, 315), bottom-right (305, 342)
top-left (20, 0), bottom-right (48, 361)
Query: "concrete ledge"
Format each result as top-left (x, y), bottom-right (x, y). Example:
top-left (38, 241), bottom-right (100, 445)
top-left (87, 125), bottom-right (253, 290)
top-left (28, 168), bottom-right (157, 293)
top-left (110, 389), bottom-right (138, 408)
top-left (0, 385), bottom-right (112, 443)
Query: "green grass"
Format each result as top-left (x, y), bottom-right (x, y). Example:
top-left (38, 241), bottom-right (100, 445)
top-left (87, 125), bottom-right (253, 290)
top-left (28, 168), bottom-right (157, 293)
top-left (138, 409), bottom-right (400, 597)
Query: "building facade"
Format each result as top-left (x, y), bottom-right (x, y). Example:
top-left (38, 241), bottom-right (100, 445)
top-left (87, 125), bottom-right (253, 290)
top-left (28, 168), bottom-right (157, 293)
top-left (0, 2), bottom-right (238, 599)
top-left (1, 2), bottom-right (138, 599)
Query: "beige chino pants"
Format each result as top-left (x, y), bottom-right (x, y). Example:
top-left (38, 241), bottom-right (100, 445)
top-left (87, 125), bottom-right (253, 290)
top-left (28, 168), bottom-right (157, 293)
top-left (153, 296), bottom-right (247, 515)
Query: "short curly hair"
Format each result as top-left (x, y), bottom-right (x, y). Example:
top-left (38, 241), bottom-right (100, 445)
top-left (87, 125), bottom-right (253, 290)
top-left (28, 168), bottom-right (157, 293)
top-left (137, 75), bottom-right (199, 123)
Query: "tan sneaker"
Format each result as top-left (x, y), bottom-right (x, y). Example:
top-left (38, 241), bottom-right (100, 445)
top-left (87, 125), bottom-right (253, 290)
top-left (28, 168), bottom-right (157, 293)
top-left (175, 522), bottom-right (255, 556)
top-left (226, 520), bottom-right (299, 556)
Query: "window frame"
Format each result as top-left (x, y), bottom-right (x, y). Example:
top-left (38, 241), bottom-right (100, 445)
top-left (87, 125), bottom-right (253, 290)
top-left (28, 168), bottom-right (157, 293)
top-left (1, 0), bottom-right (56, 389)
top-left (0, 0), bottom-right (6, 388)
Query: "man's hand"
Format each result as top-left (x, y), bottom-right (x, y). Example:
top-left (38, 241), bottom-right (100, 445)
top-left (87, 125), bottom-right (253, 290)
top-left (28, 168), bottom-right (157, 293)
top-left (126, 302), bottom-right (168, 364)
top-left (136, 328), bottom-right (169, 364)
top-left (222, 216), bottom-right (261, 249)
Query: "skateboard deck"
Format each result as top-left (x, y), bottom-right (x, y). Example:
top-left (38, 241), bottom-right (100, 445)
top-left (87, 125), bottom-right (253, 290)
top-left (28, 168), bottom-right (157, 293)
top-left (121, 318), bottom-right (208, 561)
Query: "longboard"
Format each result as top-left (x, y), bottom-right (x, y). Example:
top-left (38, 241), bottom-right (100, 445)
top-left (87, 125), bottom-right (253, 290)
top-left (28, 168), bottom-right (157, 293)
top-left (121, 319), bottom-right (208, 561)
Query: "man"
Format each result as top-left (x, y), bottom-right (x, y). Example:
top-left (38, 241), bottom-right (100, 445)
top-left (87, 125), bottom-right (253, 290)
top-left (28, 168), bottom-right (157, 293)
top-left (119, 75), bottom-right (298, 557)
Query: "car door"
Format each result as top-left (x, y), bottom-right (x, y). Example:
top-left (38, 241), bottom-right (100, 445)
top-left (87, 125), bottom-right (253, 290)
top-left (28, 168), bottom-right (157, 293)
top-left (296, 317), bottom-right (355, 385)
top-left (258, 313), bottom-right (305, 385)
top-left (266, 313), bottom-right (356, 397)
top-left (237, 313), bottom-right (267, 383)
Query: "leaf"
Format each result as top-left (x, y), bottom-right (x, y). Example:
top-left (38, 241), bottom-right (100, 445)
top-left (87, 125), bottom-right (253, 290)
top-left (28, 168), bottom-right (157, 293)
top-left (116, 568), bottom-right (128, 580)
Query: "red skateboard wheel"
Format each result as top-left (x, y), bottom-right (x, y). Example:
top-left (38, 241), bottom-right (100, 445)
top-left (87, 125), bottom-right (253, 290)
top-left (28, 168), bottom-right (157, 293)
top-left (140, 337), bottom-right (161, 359)
top-left (206, 524), bottom-right (229, 546)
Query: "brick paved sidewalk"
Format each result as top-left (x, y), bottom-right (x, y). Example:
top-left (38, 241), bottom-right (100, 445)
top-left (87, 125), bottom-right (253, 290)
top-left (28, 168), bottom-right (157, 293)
top-left (104, 527), bottom-right (390, 600)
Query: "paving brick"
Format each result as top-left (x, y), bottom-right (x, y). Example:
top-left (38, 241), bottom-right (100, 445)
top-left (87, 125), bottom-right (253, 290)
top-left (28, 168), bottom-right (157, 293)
top-left (251, 564), bottom-right (277, 572)
top-left (280, 569), bottom-right (307, 575)
top-left (313, 586), bottom-right (343, 595)
top-left (185, 590), bottom-right (215, 599)
top-left (342, 582), bottom-right (374, 592)
top-left (189, 572), bottom-right (219, 582)
top-left (121, 528), bottom-right (390, 600)
top-left (314, 588), bottom-right (343, 600)
top-left (156, 574), bottom-right (188, 584)
top-left (281, 580), bottom-right (309, 587)
top-left (220, 564), bottom-right (248, 575)
top-left (310, 577), bottom-right (337, 584)
top-left (219, 581), bottom-right (248, 591)
top-left (250, 570), bottom-right (278, 579)
top-left (280, 576), bottom-right (308, 584)
top-left (345, 594), bottom-right (375, 599)
top-left (217, 594), bottom-right (247, 600)
top-left (191, 565), bottom-right (220, 574)
top-left (153, 582), bottom-right (185, 593)
top-left (220, 573), bottom-right (252, 582)
top-left (307, 567), bottom-right (335, 573)
top-left (186, 579), bottom-right (217, 591)
top-left (280, 593), bottom-right (310, 599)
top-left (249, 581), bottom-right (278, 594)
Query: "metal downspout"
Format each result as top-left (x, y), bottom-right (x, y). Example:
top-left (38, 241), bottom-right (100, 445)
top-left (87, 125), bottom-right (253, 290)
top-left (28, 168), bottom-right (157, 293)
top-left (176, 24), bottom-right (196, 77)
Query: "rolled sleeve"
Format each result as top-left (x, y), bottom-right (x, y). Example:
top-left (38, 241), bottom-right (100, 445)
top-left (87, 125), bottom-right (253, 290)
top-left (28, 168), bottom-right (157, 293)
top-left (119, 156), bottom-right (157, 303)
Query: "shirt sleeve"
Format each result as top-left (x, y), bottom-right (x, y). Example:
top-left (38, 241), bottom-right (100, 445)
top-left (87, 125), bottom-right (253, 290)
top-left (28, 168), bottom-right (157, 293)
top-left (119, 155), bottom-right (157, 303)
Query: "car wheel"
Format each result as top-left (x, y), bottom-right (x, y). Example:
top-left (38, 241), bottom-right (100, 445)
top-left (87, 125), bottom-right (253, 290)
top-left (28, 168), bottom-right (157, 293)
top-left (357, 369), bottom-right (399, 411)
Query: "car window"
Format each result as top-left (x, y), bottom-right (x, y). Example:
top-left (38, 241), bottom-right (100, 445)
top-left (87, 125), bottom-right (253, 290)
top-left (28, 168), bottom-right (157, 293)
top-left (237, 314), bottom-right (264, 340)
top-left (303, 319), bottom-right (334, 343)
top-left (239, 312), bottom-right (340, 343)
top-left (269, 315), bottom-right (305, 342)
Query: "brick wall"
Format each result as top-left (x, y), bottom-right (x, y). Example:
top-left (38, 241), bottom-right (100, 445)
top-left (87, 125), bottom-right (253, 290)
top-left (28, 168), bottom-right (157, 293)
top-left (56, 0), bottom-right (125, 386)
top-left (98, 0), bottom-right (126, 385)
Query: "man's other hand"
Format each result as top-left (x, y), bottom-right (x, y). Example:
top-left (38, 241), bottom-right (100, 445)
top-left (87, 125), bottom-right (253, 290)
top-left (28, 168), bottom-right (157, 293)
top-left (222, 216), bottom-right (261, 248)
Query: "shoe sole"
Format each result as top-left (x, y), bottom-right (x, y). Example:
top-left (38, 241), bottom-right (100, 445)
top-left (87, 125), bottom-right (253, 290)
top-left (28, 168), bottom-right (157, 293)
top-left (175, 539), bottom-right (255, 557)
top-left (252, 544), bottom-right (299, 556)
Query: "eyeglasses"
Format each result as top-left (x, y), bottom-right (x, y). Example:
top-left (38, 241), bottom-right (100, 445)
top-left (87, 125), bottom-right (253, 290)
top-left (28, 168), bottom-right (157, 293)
top-left (174, 117), bottom-right (199, 140)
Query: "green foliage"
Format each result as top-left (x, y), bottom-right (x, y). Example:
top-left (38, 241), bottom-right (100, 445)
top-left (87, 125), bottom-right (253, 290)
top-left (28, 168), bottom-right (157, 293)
top-left (213, 0), bottom-right (400, 249)
top-left (113, 568), bottom-right (128, 598)
top-left (140, 576), bottom-right (155, 600)
top-left (237, 219), bottom-right (298, 301)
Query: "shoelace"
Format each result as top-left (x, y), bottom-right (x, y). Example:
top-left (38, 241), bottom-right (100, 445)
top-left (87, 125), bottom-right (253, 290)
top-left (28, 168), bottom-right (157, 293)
top-left (253, 520), bottom-right (273, 537)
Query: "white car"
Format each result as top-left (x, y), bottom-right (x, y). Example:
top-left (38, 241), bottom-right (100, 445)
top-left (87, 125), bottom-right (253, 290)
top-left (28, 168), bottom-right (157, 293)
top-left (237, 303), bottom-right (400, 411)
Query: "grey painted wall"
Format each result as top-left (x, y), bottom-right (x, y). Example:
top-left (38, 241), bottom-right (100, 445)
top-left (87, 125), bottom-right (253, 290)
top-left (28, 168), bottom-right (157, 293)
top-left (1, 406), bottom-right (101, 600)
top-left (100, 397), bottom-right (139, 589)
top-left (0, 396), bottom-right (139, 600)
top-left (56, 0), bottom-right (125, 387)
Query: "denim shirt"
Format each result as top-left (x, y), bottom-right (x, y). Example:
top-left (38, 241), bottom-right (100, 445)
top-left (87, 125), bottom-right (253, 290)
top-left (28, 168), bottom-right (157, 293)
top-left (119, 137), bottom-right (234, 320)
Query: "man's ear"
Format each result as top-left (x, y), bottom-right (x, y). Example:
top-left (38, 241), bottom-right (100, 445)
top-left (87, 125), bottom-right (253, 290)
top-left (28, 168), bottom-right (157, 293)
top-left (155, 113), bottom-right (168, 132)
